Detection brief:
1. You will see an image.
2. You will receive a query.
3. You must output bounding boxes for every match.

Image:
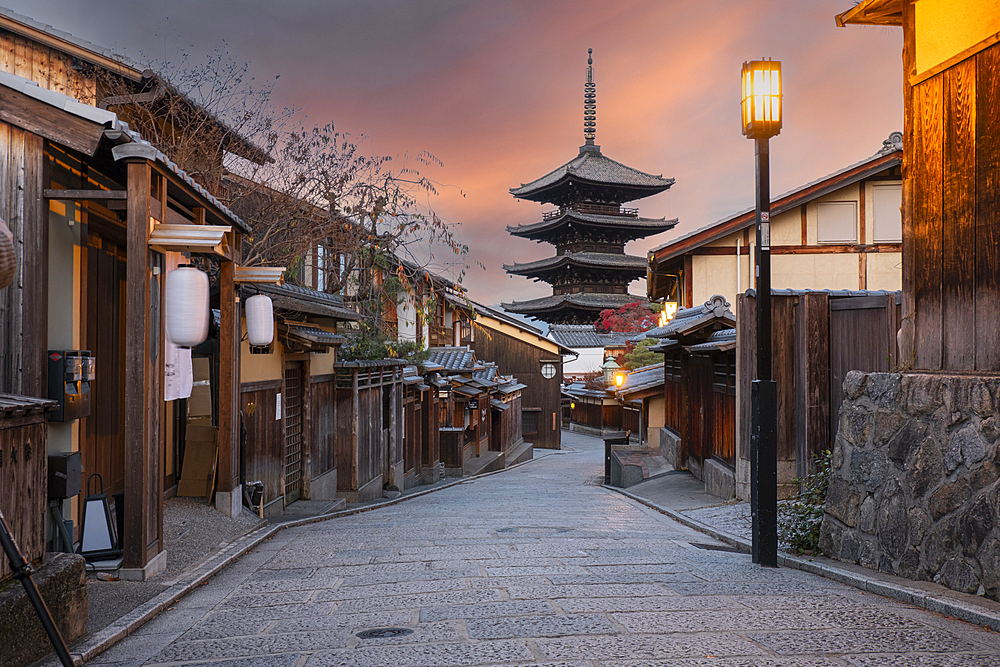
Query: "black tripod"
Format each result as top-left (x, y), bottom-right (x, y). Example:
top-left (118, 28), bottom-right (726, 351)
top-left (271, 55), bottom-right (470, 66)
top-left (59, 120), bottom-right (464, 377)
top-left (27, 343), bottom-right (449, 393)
top-left (0, 507), bottom-right (75, 666)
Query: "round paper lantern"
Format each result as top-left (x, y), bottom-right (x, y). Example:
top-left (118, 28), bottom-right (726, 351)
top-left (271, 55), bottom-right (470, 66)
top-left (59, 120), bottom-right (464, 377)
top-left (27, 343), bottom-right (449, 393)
top-left (245, 294), bottom-right (274, 346)
top-left (166, 265), bottom-right (209, 347)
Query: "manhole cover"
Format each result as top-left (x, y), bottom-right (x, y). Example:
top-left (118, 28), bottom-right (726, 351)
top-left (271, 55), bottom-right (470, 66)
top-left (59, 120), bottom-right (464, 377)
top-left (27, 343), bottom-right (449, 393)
top-left (690, 542), bottom-right (743, 553)
top-left (356, 627), bottom-right (413, 639)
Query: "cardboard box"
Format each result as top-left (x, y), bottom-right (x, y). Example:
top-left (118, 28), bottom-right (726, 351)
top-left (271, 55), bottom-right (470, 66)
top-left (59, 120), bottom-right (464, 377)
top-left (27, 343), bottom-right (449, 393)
top-left (177, 425), bottom-right (218, 498)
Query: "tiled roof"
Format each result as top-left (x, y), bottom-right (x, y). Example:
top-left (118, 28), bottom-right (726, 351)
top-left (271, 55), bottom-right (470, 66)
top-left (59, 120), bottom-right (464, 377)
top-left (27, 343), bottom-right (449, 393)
top-left (511, 147), bottom-right (674, 198)
top-left (548, 324), bottom-right (633, 349)
top-left (427, 346), bottom-right (477, 372)
top-left (507, 211), bottom-right (678, 238)
top-left (615, 363), bottom-right (665, 398)
top-left (282, 324), bottom-right (346, 346)
top-left (503, 252), bottom-right (647, 275)
top-left (688, 328), bottom-right (737, 352)
top-left (637, 295), bottom-right (734, 340)
top-left (247, 283), bottom-right (361, 321)
top-left (502, 292), bottom-right (643, 314)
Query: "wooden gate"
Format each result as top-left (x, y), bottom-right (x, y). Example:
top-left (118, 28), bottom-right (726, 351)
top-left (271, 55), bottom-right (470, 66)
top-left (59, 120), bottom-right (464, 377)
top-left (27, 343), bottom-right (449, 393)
top-left (828, 294), bottom-right (899, 440)
top-left (687, 355), bottom-right (713, 478)
top-left (283, 362), bottom-right (304, 504)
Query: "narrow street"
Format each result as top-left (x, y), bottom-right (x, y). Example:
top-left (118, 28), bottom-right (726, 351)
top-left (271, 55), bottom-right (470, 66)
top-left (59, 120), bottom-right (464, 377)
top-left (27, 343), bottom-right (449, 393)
top-left (81, 433), bottom-right (999, 666)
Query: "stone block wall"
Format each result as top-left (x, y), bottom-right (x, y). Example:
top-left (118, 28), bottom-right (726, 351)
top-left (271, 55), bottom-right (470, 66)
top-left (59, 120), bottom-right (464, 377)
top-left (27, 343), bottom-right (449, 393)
top-left (819, 371), bottom-right (1000, 601)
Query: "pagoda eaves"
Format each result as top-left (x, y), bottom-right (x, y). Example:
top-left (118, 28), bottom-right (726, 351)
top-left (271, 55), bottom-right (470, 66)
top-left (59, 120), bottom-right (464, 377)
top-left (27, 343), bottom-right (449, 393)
top-left (507, 209), bottom-right (678, 243)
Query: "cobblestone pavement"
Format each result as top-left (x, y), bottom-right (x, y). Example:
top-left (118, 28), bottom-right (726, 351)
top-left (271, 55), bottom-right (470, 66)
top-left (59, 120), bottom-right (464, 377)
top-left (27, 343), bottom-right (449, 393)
top-left (81, 432), bottom-right (1000, 666)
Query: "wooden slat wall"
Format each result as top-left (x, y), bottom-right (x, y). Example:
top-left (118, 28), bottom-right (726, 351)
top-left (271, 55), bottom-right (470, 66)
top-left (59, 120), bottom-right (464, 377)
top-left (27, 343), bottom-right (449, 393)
top-left (772, 298), bottom-right (797, 464)
top-left (310, 375), bottom-right (336, 477)
top-left (0, 415), bottom-right (46, 581)
top-left (795, 293), bottom-right (830, 477)
top-left (975, 44), bottom-right (1000, 369)
top-left (240, 381), bottom-right (283, 508)
top-left (0, 124), bottom-right (45, 397)
top-left (908, 41), bottom-right (1000, 371)
top-left (572, 402), bottom-right (603, 430)
top-left (0, 31), bottom-right (96, 103)
top-left (335, 383), bottom-right (356, 492)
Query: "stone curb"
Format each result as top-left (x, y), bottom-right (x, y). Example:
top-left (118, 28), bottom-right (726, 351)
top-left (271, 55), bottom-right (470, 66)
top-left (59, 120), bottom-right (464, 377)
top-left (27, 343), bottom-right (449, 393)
top-left (605, 484), bottom-right (1000, 633)
top-left (54, 447), bottom-right (561, 665)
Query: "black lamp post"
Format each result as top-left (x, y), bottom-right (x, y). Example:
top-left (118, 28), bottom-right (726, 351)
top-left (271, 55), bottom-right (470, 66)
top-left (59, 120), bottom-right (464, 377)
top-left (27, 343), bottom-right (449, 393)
top-left (741, 58), bottom-right (782, 567)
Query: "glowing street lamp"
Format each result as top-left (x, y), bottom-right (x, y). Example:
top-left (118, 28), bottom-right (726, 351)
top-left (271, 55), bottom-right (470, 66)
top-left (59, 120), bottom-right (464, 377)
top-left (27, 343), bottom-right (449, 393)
top-left (742, 58), bottom-right (782, 568)
top-left (614, 372), bottom-right (626, 388)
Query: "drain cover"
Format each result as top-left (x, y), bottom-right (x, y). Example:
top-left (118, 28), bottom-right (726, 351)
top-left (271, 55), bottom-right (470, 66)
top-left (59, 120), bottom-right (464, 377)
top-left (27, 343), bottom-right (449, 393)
top-left (690, 542), bottom-right (743, 553)
top-left (356, 627), bottom-right (413, 639)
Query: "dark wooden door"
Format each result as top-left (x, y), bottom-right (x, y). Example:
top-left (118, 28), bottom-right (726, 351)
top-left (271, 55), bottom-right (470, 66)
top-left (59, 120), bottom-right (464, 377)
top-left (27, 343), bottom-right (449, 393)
top-left (83, 232), bottom-right (127, 499)
top-left (687, 355), bottom-right (713, 477)
top-left (283, 362), bottom-right (304, 504)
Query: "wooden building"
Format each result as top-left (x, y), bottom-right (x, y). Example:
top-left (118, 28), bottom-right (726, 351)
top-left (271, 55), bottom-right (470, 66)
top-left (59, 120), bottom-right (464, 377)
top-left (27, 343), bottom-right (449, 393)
top-left (238, 283), bottom-right (359, 516)
top-left (838, 1), bottom-right (1000, 373)
top-left (503, 50), bottom-right (676, 325)
top-left (647, 137), bottom-right (903, 311)
top-left (462, 299), bottom-right (573, 450)
top-left (0, 70), bottom-right (250, 578)
top-left (641, 296), bottom-right (736, 496)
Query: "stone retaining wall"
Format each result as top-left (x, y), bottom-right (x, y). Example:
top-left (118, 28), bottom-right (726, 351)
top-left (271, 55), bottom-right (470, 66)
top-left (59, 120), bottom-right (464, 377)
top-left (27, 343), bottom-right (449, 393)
top-left (819, 371), bottom-right (1000, 601)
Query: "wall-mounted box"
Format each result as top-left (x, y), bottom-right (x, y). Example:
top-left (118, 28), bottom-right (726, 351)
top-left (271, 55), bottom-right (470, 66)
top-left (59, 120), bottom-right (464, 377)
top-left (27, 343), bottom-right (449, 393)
top-left (48, 451), bottom-right (82, 500)
top-left (47, 350), bottom-right (93, 422)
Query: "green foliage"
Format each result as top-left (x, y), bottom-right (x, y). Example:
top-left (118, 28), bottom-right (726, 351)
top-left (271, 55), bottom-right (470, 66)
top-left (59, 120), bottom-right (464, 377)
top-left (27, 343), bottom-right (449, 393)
top-left (339, 325), bottom-right (429, 364)
top-left (622, 338), bottom-right (663, 370)
top-left (777, 449), bottom-right (832, 554)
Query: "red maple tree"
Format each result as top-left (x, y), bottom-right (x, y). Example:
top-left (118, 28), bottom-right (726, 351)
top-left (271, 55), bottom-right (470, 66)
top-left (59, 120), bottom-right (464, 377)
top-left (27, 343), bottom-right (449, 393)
top-left (594, 301), bottom-right (658, 333)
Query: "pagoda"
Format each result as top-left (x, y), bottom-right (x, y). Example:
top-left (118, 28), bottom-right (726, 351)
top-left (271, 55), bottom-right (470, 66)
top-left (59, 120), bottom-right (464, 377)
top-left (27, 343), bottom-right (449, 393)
top-left (502, 49), bottom-right (677, 326)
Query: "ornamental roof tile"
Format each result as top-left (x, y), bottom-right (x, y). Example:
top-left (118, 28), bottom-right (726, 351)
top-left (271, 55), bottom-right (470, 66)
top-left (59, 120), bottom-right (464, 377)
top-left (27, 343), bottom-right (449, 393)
top-left (427, 346), bottom-right (477, 372)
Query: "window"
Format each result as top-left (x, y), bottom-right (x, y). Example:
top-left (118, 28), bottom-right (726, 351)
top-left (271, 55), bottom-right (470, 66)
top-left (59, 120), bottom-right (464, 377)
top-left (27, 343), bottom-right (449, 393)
top-left (522, 409), bottom-right (539, 434)
top-left (872, 184), bottom-right (902, 243)
top-left (816, 201), bottom-right (857, 244)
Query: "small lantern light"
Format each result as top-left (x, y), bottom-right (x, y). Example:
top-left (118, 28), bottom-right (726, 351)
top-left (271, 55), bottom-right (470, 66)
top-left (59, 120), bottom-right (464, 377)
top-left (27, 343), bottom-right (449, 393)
top-left (245, 294), bottom-right (275, 346)
top-left (741, 59), bottom-right (782, 139)
top-left (78, 474), bottom-right (121, 561)
top-left (166, 265), bottom-right (210, 348)
top-left (570, 402), bottom-right (576, 410)
top-left (615, 372), bottom-right (626, 388)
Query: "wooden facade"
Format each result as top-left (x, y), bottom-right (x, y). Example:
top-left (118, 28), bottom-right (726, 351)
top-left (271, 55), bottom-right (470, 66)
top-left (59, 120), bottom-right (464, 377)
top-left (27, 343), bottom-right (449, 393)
top-left (333, 360), bottom-right (405, 502)
top-left (0, 68), bottom-right (248, 576)
top-left (737, 290), bottom-right (901, 485)
top-left (468, 306), bottom-right (569, 450)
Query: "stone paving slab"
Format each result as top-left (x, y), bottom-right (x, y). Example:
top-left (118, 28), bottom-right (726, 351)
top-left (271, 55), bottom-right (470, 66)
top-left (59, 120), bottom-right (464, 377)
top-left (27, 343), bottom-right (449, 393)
top-left (43, 431), bottom-right (1000, 667)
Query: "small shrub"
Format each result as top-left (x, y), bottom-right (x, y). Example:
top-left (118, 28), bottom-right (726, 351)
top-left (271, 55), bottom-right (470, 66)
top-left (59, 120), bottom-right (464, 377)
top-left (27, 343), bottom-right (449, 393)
top-left (778, 449), bottom-right (831, 554)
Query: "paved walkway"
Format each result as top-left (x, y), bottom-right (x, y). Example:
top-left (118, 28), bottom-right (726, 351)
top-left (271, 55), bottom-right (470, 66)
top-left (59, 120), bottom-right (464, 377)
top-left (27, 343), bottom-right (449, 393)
top-left (46, 431), bottom-right (1000, 666)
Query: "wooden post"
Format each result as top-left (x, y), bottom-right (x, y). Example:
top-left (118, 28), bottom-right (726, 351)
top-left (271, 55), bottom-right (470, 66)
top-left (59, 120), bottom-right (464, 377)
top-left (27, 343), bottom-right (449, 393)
top-left (123, 160), bottom-right (164, 576)
top-left (215, 253), bottom-right (241, 516)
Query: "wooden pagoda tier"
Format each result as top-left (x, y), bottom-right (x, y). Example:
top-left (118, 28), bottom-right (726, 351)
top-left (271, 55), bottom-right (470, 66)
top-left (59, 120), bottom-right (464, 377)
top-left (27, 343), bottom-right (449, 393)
top-left (501, 292), bottom-right (645, 326)
top-left (510, 144), bottom-right (674, 207)
top-left (503, 252), bottom-right (647, 288)
top-left (507, 206), bottom-right (678, 246)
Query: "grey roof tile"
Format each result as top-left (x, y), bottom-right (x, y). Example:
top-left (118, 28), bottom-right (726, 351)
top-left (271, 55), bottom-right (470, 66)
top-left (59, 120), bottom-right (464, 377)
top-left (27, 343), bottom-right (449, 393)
top-left (504, 252), bottom-right (647, 274)
top-left (511, 148), bottom-right (673, 196)
top-left (502, 292), bottom-right (644, 314)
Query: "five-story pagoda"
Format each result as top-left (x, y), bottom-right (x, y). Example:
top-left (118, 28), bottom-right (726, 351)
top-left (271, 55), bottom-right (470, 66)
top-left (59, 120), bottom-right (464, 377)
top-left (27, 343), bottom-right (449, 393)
top-left (503, 49), bottom-right (677, 325)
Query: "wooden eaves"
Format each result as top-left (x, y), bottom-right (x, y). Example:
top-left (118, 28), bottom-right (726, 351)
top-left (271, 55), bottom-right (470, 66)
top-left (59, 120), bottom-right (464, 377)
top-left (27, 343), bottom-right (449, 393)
top-left (835, 0), bottom-right (903, 27)
top-left (648, 151), bottom-right (902, 267)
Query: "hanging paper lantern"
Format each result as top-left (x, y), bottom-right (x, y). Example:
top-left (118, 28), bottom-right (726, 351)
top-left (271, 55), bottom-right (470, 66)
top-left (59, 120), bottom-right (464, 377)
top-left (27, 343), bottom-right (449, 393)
top-left (245, 294), bottom-right (274, 346)
top-left (166, 265), bottom-right (209, 347)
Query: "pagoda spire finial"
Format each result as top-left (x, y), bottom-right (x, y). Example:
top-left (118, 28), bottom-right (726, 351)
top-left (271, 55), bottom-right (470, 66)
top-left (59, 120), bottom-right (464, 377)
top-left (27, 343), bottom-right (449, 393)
top-left (584, 48), bottom-right (596, 146)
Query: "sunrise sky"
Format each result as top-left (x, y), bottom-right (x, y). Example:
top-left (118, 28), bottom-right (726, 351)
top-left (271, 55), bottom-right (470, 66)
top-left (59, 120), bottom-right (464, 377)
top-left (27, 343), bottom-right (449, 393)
top-left (4, 0), bottom-right (903, 309)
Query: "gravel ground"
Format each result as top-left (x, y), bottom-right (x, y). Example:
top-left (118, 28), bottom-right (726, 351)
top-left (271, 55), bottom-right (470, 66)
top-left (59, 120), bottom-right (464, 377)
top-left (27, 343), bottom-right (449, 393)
top-left (85, 497), bottom-right (264, 633)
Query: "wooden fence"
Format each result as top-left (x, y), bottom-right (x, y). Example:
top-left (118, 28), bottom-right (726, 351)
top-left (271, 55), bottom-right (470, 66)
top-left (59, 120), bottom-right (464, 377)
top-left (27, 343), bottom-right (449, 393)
top-left (0, 400), bottom-right (53, 581)
top-left (738, 290), bottom-right (901, 478)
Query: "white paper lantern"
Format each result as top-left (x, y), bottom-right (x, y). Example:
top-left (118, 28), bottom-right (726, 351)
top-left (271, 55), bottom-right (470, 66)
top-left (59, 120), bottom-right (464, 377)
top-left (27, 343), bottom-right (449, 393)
top-left (166, 265), bottom-right (210, 348)
top-left (245, 294), bottom-right (274, 346)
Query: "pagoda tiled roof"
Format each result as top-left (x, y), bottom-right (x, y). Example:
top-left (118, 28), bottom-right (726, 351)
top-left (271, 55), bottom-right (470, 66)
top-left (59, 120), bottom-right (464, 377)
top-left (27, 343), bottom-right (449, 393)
top-left (510, 145), bottom-right (674, 203)
top-left (502, 292), bottom-right (643, 315)
top-left (507, 210), bottom-right (678, 239)
top-left (503, 252), bottom-right (647, 276)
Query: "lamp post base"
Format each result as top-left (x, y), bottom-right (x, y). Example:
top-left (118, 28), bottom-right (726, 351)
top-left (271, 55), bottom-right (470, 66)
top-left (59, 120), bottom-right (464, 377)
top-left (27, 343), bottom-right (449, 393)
top-left (751, 378), bottom-right (778, 567)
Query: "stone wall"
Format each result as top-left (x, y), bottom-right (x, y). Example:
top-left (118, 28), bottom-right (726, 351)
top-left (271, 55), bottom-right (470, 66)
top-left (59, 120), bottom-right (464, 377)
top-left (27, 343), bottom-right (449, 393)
top-left (819, 371), bottom-right (1000, 601)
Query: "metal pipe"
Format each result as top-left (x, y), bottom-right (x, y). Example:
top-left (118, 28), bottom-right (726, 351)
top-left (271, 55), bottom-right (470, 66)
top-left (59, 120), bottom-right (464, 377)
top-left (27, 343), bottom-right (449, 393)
top-left (0, 508), bottom-right (75, 666)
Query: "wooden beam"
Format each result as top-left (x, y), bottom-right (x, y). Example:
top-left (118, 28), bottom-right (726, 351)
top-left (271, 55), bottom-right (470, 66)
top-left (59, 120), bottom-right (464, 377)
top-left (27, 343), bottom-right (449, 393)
top-left (216, 254), bottom-right (239, 507)
top-left (0, 85), bottom-right (106, 155)
top-left (44, 189), bottom-right (127, 201)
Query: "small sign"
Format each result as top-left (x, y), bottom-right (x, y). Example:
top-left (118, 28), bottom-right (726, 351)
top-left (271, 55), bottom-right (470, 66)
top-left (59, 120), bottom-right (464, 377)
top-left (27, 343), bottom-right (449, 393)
top-left (760, 222), bottom-right (770, 249)
top-left (468, 399), bottom-right (479, 410)
top-left (275, 393), bottom-right (282, 420)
